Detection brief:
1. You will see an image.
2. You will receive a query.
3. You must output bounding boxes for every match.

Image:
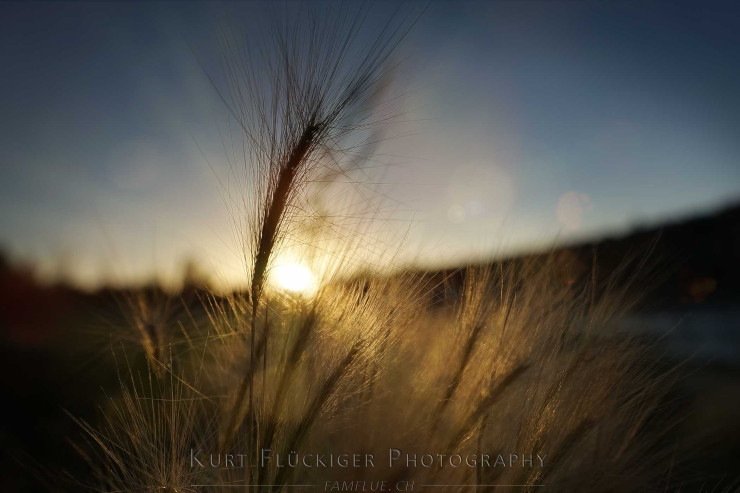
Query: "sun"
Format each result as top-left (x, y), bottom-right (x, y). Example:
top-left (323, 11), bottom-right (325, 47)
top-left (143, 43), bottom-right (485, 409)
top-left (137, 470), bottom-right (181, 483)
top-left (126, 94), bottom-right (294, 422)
top-left (272, 263), bottom-right (315, 294)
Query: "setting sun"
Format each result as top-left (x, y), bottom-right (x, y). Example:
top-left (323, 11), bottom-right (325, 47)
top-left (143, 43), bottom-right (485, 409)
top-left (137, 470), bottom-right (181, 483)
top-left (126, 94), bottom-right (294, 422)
top-left (272, 263), bottom-right (315, 293)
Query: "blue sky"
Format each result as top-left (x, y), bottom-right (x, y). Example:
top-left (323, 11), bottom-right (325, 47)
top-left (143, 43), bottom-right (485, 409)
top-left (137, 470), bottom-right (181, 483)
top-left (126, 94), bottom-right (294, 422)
top-left (1, 1), bottom-right (739, 287)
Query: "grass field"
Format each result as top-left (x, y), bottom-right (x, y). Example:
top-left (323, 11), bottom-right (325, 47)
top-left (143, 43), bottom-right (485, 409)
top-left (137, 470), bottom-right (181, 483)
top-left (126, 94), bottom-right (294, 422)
top-left (2, 4), bottom-right (739, 492)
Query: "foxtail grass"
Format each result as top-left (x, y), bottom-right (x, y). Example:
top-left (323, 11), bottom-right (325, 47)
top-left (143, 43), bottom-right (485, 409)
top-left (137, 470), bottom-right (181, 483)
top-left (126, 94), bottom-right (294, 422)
top-left (68, 4), bottom-right (686, 493)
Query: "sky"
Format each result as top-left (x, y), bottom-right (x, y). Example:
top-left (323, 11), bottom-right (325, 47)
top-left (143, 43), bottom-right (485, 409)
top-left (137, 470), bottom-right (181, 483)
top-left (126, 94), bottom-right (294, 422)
top-left (1, 1), bottom-right (739, 288)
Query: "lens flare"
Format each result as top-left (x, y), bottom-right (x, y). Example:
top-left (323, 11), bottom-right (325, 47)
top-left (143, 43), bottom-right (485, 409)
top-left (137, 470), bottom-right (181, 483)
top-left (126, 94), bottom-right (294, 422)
top-left (273, 263), bottom-right (314, 293)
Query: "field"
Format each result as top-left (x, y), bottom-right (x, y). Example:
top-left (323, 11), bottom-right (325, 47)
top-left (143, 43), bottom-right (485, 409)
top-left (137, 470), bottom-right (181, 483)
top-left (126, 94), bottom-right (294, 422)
top-left (2, 3), bottom-right (740, 492)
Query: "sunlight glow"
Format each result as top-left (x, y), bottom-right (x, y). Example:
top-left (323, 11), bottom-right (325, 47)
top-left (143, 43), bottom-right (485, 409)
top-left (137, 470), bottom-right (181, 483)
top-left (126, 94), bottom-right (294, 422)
top-left (273, 263), bottom-right (315, 293)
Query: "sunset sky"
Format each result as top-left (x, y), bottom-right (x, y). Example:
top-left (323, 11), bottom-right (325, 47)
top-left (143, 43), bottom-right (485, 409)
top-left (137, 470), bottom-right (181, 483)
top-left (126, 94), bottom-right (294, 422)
top-left (2, 1), bottom-right (739, 288)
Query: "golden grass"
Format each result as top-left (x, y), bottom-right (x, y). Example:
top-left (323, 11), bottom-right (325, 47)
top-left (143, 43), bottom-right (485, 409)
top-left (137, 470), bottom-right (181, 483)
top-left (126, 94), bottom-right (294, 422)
top-left (68, 4), bottom-right (679, 492)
